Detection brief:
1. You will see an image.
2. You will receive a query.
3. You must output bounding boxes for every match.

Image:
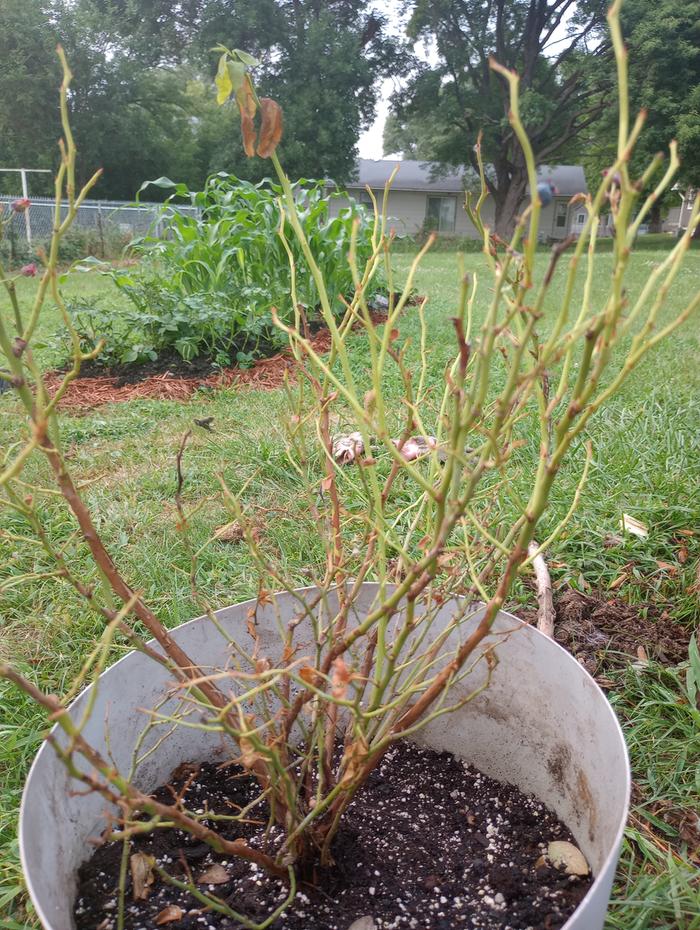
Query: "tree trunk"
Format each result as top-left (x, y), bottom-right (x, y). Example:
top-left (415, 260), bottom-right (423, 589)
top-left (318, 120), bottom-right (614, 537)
top-left (648, 201), bottom-right (663, 234)
top-left (492, 165), bottom-right (529, 240)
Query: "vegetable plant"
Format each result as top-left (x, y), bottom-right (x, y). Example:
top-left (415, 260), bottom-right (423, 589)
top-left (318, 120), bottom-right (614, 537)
top-left (77, 173), bottom-right (379, 368)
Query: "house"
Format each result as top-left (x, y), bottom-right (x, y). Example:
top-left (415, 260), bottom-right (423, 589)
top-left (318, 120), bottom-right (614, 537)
top-left (664, 188), bottom-right (698, 234)
top-left (329, 158), bottom-right (588, 240)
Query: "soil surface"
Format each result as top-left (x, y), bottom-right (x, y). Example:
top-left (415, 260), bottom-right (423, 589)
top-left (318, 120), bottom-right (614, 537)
top-left (75, 742), bottom-right (592, 930)
top-left (548, 589), bottom-right (691, 677)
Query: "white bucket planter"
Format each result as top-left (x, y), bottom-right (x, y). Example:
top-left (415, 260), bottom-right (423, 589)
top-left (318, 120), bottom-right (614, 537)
top-left (20, 584), bottom-right (630, 930)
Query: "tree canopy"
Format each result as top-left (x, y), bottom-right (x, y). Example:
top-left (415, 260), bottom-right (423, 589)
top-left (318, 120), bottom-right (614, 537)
top-left (580, 0), bottom-right (700, 228)
top-left (386, 0), bottom-right (611, 235)
top-left (0, 0), bottom-right (404, 200)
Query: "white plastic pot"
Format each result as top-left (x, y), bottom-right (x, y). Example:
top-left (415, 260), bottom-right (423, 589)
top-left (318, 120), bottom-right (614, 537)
top-left (20, 584), bottom-right (630, 930)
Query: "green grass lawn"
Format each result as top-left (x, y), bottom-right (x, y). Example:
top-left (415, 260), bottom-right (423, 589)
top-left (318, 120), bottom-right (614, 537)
top-left (1, 249), bottom-right (699, 928)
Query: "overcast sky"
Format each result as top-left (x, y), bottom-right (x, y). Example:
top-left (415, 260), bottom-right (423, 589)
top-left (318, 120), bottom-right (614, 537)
top-left (358, 0), bottom-right (432, 160)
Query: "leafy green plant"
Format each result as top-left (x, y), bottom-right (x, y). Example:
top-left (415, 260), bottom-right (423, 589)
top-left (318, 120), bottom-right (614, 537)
top-left (82, 173), bottom-right (380, 368)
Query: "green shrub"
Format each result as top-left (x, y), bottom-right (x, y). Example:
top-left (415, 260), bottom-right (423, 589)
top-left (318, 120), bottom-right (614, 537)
top-left (80, 174), bottom-right (380, 368)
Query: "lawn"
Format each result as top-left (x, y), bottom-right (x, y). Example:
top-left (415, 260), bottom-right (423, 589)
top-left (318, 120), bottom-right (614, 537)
top-left (1, 248), bottom-right (699, 928)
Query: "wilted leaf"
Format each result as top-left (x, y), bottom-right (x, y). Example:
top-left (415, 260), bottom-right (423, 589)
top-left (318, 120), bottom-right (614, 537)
top-left (331, 658), bottom-right (352, 700)
top-left (239, 104), bottom-right (256, 157)
top-left (130, 852), bottom-right (155, 900)
top-left (547, 840), bottom-right (590, 876)
top-left (620, 514), bottom-right (648, 538)
top-left (215, 53), bottom-right (233, 105)
top-left (197, 864), bottom-right (231, 885)
top-left (338, 735), bottom-right (369, 787)
top-left (227, 60), bottom-right (246, 94)
top-left (321, 475), bottom-right (334, 491)
top-left (636, 645), bottom-right (648, 662)
top-left (300, 666), bottom-right (321, 687)
top-left (155, 905), bottom-right (184, 925)
top-left (678, 546), bottom-right (689, 564)
top-left (257, 98), bottom-right (283, 158)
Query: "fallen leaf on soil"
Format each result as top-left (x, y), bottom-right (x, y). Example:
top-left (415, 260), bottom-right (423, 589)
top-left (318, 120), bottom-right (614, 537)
top-left (608, 572), bottom-right (628, 590)
top-left (636, 645), bottom-right (648, 662)
top-left (214, 521), bottom-right (244, 544)
top-left (620, 514), bottom-right (648, 538)
top-left (546, 840), bottom-right (590, 876)
top-left (197, 864), bottom-right (231, 885)
top-left (130, 852), bottom-right (156, 900)
top-left (603, 533), bottom-right (624, 548)
top-left (678, 546), bottom-right (689, 564)
top-left (655, 560), bottom-right (677, 574)
top-left (155, 905), bottom-right (184, 925)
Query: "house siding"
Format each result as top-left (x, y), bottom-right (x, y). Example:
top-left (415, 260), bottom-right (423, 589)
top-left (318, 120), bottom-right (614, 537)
top-left (330, 188), bottom-right (572, 240)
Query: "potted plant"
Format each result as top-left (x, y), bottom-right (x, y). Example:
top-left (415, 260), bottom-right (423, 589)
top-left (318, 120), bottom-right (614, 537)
top-left (2, 3), bottom-right (699, 928)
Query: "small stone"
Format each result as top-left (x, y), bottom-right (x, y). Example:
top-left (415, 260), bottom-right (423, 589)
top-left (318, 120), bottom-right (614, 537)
top-left (347, 919), bottom-right (376, 930)
top-left (547, 841), bottom-right (590, 876)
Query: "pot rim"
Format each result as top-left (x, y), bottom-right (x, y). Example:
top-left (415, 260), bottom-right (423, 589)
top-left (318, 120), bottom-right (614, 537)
top-left (19, 583), bottom-right (630, 930)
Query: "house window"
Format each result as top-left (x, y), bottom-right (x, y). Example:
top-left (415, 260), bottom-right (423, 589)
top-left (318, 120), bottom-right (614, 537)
top-left (358, 189), bottom-right (377, 208)
top-left (555, 202), bottom-right (568, 229)
top-left (577, 213), bottom-right (586, 224)
top-left (426, 196), bottom-right (456, 233)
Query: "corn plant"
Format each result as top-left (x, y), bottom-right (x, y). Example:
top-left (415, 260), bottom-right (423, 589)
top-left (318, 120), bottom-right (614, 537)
top-left (76, 173), bottom-right (380, 368)
top-left (1, 3), bottom-right (699, 925)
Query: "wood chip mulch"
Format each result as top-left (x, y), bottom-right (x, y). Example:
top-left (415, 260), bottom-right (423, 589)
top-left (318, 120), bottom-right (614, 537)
top-left (43, 329), bottom-right (334, 411)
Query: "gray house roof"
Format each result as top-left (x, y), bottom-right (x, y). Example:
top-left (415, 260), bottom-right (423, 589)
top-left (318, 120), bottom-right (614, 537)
top-left (348, 159), bottom-right (587, 197)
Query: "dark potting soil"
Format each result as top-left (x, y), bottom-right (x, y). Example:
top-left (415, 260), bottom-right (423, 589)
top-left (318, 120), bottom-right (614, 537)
top-left (74, 742), bottom-right (592, 930)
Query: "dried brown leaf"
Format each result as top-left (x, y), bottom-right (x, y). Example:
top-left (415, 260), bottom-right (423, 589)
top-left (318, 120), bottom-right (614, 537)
top-left (257, 97), bottom-right (283, 158)
top-left (130, 852), bottom-right (155, 901)
top-left (240, 108), bottom-right (256, 157)
top-left (197, 863), bottom-right (231, 885)
top-left (155, 905), bottom-right (184, 925)
top-left (215, 521), bottom-right (244, 544)
top-left (299, 666), bottom-right (321, 688)
top-left (330, 657), bottom-right (351, 700)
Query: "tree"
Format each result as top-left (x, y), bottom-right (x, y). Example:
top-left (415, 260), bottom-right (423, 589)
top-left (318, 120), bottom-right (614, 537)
top-left (196, 0), bottom-right (408, 185)
top-left (0, 0), bottom-right (406, 199)
top-left (0, 0), bottom-right (63, 195)
top-left (580, 0), bottom-right (700, 231)
top-left (388, 0), bottom-right (610, 237)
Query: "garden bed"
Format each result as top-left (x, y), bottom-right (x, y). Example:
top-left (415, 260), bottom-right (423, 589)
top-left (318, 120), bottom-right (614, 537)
top-left (43, 327), bottom-right (333, 409)
top-left (44, 305), bottom-right (408, 410)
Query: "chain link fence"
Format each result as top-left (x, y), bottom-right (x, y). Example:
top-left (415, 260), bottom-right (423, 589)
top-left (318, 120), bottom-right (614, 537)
top-left (0, 195), bottom-right (200, 266)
